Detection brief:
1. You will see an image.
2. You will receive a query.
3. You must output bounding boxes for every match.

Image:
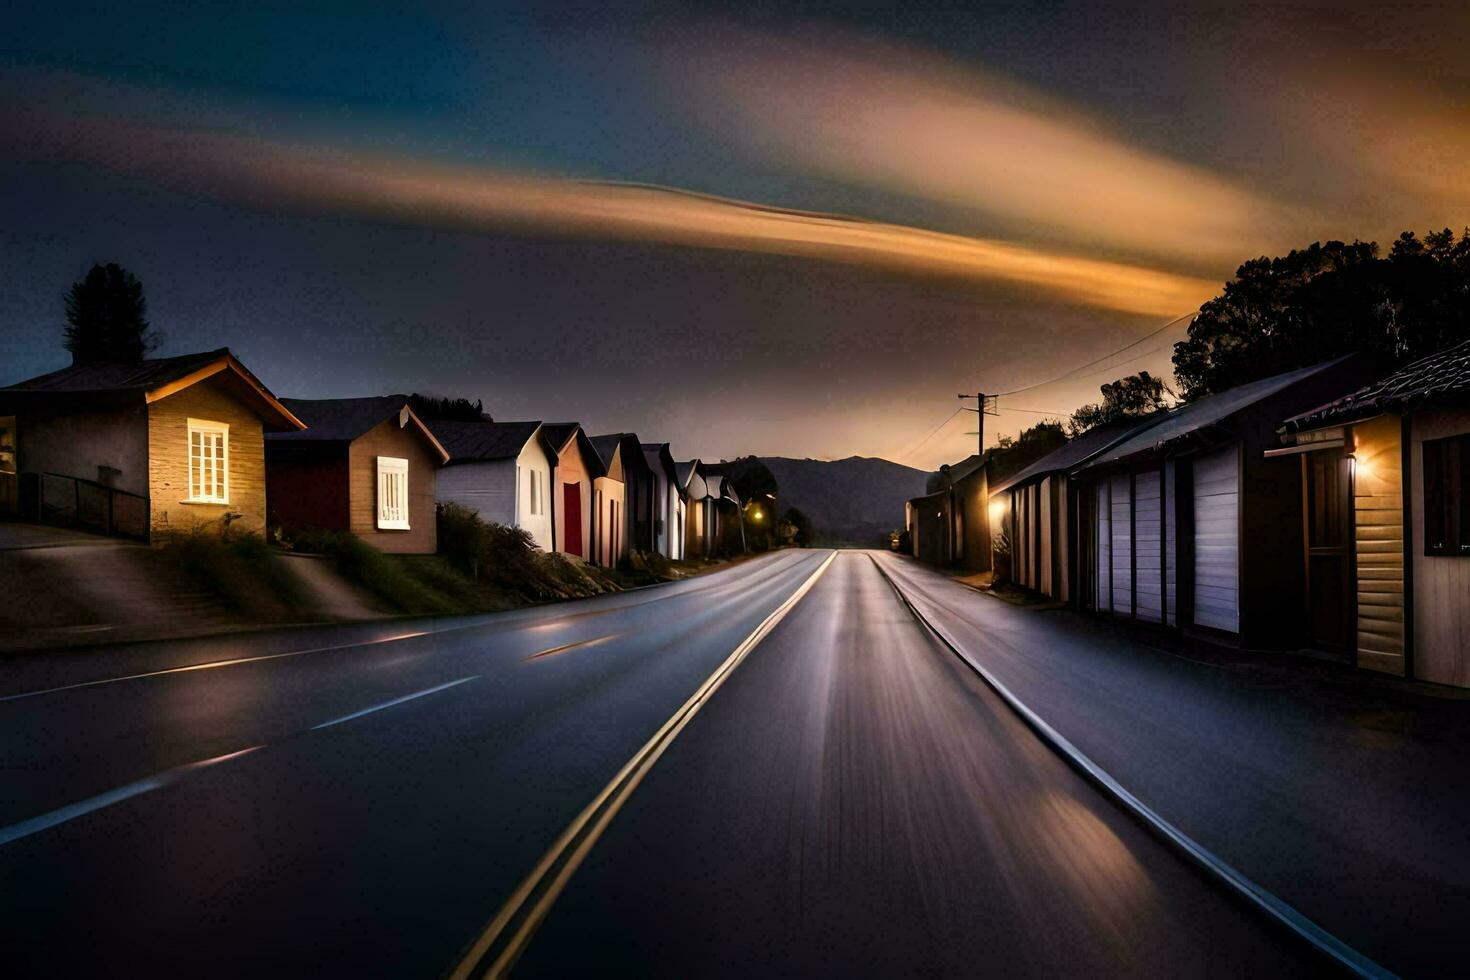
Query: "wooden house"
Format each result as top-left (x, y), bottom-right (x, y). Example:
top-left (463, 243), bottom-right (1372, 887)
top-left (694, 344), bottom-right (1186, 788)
top-left (678, 459), bottom-right (709, 558)
top-left (698, 462), bottom-right (747, 556)
top-left (906, 487), bottom-right (954, 564)
top-left (1277, 339), bottom-right (1470, 688)
top-left (643, 442), bottom-right (685, 560)
top-left (590, 433), bottom-right (657, 555)
top-left (265, 396), bottom-right (448, 554)
top-left (1072, 358), bottom-right (1367, 648)
top-left (540, 423), bottom-right (605, 561)
top-left (0, 348), bottom-right (303, 540)
top-left (588, 434), bottom-right (629, 567)
top-left (990, 415), bottom-right (1168, 600)
top-left (430, 420), bottom-right (555, 551)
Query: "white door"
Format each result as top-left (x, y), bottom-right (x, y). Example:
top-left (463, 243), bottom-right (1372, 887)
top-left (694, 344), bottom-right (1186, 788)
top-left (1192, 446), bottom-right (1240, 633)
top-left (1134, 471), bottom-right (1163, 622)
top-left (1110, 474), bottom-right (1132, 615)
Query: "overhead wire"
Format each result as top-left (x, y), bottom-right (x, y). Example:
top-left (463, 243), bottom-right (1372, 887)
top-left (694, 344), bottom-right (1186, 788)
top-left (991, 311), bottom-right (1195, 397)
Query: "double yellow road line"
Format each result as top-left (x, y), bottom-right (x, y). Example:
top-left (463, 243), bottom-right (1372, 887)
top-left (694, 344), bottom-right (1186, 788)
top-left (449, 550), bottom-right (837, 979)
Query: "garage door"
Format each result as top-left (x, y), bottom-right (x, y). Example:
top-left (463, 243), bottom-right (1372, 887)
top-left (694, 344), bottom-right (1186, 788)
top-left (1192, 446), bottom-right (1239, 633)
top-left (1109, 474), bottom-right (1132, 616)
top-left (1134, 471), bottom-right (1163, 623)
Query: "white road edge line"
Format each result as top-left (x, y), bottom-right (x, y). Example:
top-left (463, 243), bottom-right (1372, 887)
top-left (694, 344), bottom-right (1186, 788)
top-left (448, 549), bottom-right (839, 980)
top-left (0, 745), bottom-right (263, 847)
top-left (310, 676), bottom-right (480, 731)
top-left (869, 553), bottom-right (1396, 980)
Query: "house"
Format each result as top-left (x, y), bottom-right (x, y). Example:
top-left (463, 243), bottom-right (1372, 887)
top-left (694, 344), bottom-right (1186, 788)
top-left (699, 462), bottom-right (747, 555)
top-left (429, 419), bottom-right (554, 551)
top-left (989, 414), bottom-right (1168, 600)
top-left (1277, 339), bottom-right (1470, 688)
top-left (265, 396), bottom-right (448, 554)
top-left (540, 423), bottom-right (605, 561)
top-left (0, 348), bottom-right (303, 540)
top-left (590, 433), bottom-right (658, 556)
top-left (588, 434), bottom-right (629, 567)
top-left (906, 454), bottom-right (991, 571)
top-left (678, 459), bottom-right (708, 557)
top-left (1071, 357), bottom-right (1368, 647)
top-left (643, 443), bottom-right (685, 560)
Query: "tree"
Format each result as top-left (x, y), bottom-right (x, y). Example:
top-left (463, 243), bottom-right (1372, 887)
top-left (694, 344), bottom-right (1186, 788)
top-left (409, 393), bottom-right (490, 422)
top-left (1067, 372), bottom-right (1169, 436)
top-left (985, 420), bottom-right (1069, 484)
top-left (1171, 230), bottom-right (1470, 400)
top-left (63, 263), bottom-right (156, 365)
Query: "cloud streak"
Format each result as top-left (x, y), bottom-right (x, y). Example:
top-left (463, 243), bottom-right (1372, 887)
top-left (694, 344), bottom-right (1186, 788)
top-left (659, 29), bottom-right (1298, 270)
top-left (2, 106), bottom-right (1218, 318)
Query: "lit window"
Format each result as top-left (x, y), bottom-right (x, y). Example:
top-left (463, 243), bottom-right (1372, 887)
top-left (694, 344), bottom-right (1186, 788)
top-left (376, 456), bottom-right (410, 530)
top-left (187, 419), bottom-right (229, 503)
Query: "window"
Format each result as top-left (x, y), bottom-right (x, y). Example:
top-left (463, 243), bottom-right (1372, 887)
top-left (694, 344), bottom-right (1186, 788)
top-left (186, 419), bottom-right (229, 503)
top-left (1424, 435), bottom-right (1470, 556)
top-left (528, 469), bottom-right (545, 516)
top-left (376, 456), bottom-right (410, 530)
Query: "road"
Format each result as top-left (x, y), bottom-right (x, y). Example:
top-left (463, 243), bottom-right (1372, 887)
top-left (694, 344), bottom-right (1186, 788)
top-left (1, 549), bottom-right (1327, 976)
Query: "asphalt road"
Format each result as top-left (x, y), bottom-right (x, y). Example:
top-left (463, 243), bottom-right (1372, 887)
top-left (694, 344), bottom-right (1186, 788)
top-left (2, 548), bottom-right (1328, 977)
top-left (517, 553), bottom-right (1323, 977)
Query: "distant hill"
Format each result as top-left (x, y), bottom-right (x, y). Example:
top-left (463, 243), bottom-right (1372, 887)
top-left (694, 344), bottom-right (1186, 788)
top-left (758, 456), bottom-right (932, 546)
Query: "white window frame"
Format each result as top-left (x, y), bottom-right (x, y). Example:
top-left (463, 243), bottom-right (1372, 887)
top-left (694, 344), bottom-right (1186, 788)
top-left (376, 456), bottom-right (410, 530)
top-left (186, 418), bottom-right (230, 504)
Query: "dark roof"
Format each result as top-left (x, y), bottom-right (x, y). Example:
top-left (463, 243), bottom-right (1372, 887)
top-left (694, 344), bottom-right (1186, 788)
top-left (642, 442), bottom-right (678, 483)
top-left (1284, 339), bottom-right (1470, 432)
top-left (990, 413), bottom-right (1169, 494)
top-left (675, 459), bottom-right (700, 486)
top-left (424, 419), bottom-right (542, 463)
top-left (4, 348), bottom-right (229, 393)
top-left (540, 423), bottom-right (580, 452)
top-left (589, 434), bottom-right (622, 468)
top-left (0, 347), bottom-right (303, 430)
top-left (1080, 359), bottom-right (1348, 471)
top-left (270, 395), bottom-right (409, 442)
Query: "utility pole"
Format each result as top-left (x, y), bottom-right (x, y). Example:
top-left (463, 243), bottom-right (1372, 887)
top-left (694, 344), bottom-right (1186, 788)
top-left (958, 391), bottom-right (986, 460)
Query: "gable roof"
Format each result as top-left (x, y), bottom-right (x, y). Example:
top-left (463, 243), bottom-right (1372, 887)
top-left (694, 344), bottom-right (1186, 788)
top-left (1, 347), bottom-right (303, 430)
top-left (1283, 339), bottom-right (1470, 432)
top-left (589, 434), bottom-right (623, 469)
top-left (675, 459), bottom-right (701, 489)
top-left (590, 433), bottom-right (654, 479)
top-left (428, 419), bottom-right (544, 463)
top-left (541, 422), bottom-right (607, 478)
top-left (990, 413), bottom-right (1169, 494)
top-left (1080, 359), bottom-right (1348, 471)
top-left (270, 395), bottom-right (448, 462)
top-left (642, 442), bottom-right (679, 485)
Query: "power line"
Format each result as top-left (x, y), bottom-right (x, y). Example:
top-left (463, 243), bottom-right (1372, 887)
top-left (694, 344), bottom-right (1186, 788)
top-left (895, 406), bottom-right (965, 461)
top-left (999, 405), bottom-right (1071, 416)
top-left (992, 311), bottom-right (1194, 397)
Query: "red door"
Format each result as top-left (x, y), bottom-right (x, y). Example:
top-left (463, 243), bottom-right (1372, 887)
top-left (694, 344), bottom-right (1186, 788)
top-left (563, 482), bottom-right (583, 557)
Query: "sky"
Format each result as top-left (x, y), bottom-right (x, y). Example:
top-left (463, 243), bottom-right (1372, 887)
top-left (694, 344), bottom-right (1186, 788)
top-left (3, 1), bottom-right (1468, 469)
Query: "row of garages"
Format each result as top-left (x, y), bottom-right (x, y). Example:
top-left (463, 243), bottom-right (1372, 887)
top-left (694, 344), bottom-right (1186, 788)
top-left (910, 344), bottom-right (1470, 690)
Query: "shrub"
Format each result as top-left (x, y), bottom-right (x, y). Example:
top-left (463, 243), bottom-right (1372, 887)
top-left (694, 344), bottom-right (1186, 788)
top-left (436, 502), bottom-right (620, 602)
top-left (281, 526), bottom-right (458, 615)
top-left (159, 528), bottom-right (315, 620)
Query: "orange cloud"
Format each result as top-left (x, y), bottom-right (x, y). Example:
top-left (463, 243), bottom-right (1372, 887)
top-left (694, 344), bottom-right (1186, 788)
top-left (660, 30), bottom-right (1298, 269)
top-left (5, 109), bottom-right (1218, 318)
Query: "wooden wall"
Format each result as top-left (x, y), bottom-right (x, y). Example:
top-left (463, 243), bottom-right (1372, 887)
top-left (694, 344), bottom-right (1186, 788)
top-left (1351, 414), bottom-right (1405, 675)
top-left (346, 417), bottom-right (439, 554)
top-left (148, 381), bottom-right (267, 537)
top-left (1409, 407), bottom-right (1470, 687)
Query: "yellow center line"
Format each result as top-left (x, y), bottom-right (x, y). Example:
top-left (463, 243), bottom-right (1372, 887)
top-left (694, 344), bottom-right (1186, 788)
top-left (447, 549), bottom-right (838, 980)
top-left (523, 634), bottom-right (621, 661)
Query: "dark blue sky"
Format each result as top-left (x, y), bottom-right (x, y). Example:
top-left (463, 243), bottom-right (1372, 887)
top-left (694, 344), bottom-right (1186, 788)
top-left (3, 2), bottom-right (1466, 465)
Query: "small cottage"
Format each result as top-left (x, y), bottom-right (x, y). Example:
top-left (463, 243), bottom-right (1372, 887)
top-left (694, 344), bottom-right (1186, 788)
top-left (678, 459), bottom-right (708, 558)
top-left (0, 348), bottom-right (303, 539)
top-left (266, 395), bottom-right (448, 553)
top-left (588, 434), bottom-right (629, 567)
top-left (430, 420), bottom-right (554, 551)
top-left (1278, 339), bottom-right (1470, 688)
top-left (643, 442), bottom-right (685, 560)
top-left (540, 423), bottom-right (605, 561)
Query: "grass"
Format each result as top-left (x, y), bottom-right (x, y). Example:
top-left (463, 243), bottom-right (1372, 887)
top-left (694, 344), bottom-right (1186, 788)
top-left (158, 529), bottom-right (319, 621)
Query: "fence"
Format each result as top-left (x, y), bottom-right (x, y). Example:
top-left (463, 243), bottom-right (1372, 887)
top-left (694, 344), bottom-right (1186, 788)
top-left (17, 472), bottom-right (150, 540)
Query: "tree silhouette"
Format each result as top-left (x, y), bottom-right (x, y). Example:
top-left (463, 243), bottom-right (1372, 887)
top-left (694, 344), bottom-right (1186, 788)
top-left (1172, 230), bottom-right (1470, 399)
top-left (64, 263), bottom-right (156, 365)
top-left (1068, 372), bottom-right (1170, 435)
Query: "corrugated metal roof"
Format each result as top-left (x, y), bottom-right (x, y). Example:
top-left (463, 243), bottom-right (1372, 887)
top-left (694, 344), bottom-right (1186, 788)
top-left (1080, 359), bottom-right (1347, 471)
top-left (427, 419), bottom-right (542, 462)
top-left (270, 395), bottom-right (410, 443)
top-left (990, 412), bottom-right (1170, 494)
top-left (1284, 339), bottom-right (1470, 432)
